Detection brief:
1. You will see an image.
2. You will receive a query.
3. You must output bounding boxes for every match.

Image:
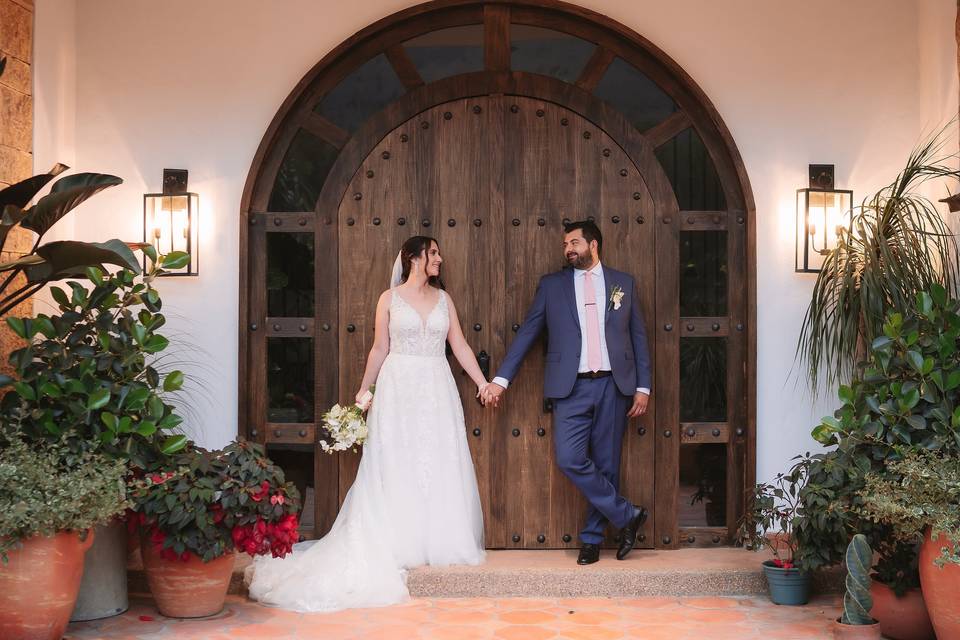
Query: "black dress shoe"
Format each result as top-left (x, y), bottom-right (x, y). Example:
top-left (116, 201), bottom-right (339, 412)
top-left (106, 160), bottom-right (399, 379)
top-left (577, 543), bottom-right (600, 565)
top-left (616, 506), bottom-right (648, 560)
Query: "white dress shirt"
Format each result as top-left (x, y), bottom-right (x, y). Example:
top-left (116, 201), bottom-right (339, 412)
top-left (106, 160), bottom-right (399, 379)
top-left (493, 261), bottom-right (649, 395)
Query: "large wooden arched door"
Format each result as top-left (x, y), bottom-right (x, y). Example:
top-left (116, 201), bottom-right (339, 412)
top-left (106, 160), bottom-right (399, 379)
top-left (241, 1), bottom-right (755, 551)
top-left (336, 95), bottom-right (656, 548)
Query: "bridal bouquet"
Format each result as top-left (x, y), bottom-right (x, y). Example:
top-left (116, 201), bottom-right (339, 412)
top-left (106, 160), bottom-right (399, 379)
top-left (319, 387), bottom-right (373, 453)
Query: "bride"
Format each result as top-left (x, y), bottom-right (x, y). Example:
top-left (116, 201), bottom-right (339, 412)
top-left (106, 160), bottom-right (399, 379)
top-left (245, 235), bottom-right (490, 612)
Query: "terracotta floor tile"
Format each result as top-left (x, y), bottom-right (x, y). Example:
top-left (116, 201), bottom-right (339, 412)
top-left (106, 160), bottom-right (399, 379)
top-left (493, 626), bottom-right (558, 640)
top-left (498, 610), bottom-right (561, 625)
top-left (65, 595), bottom-right (842, 640)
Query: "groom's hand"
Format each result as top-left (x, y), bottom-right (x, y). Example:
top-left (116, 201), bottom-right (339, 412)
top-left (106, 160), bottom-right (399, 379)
top-left (484, 383), bottom-right (505, 408)
top-left (627, 392), bottom-right (649, 418)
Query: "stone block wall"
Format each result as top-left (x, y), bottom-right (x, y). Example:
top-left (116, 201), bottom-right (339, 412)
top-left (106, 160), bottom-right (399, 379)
top-left (0, 0), bottom-right (34, 375)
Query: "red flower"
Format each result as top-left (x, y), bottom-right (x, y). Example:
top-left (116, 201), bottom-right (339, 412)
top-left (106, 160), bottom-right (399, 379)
top-left (180, 551), bottom-right (191, 562)
top-left (270, 494), bottom-right (285, 506)
top-left (150, 474), bottom-right (165, 484)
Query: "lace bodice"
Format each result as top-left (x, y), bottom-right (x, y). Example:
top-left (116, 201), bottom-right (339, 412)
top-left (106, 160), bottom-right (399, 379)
top-left (389, 289), bottom-right (449, 357)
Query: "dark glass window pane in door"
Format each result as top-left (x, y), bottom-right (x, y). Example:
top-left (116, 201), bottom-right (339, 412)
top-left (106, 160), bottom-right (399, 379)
top-left (679, 443), bottom-right (727, 527)
top-left (510, 24), bottom-right (595, 83)
top-left (680, 337), bottom-right (726, 422)
top-left (268, 233), bottom-right (315, 317)
top-left (594, 57), bottom-right (676, 132)
top-left (403, 25), bottom-right (484, 83)
top-left (680, 231), bottom-right (727, 317)
top-left (268, 130), bottom-right (338, 212)
top-left (314, 54), bottom-right (406, 133)
top-left (655, 128), bottom-right (727, 210)
top-left (267, 338), bottom-right (314, 423)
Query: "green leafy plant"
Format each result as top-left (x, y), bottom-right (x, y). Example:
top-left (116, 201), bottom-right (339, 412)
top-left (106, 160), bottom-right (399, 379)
top-left (859, 451), bottom-right (960, 568)
top-left (841, 533), bottom-right (875, 625)
top-left (793, 286), bottom-right (960, 591)
top-left (0, 249), bottom-right (191, 467)
top-left (737, 453), bottom-right (813, 569)
top-left (0, 166), bottom-right (141, 317)
top-left (0, 430), bottom-right (129, 561)
top-left (797, 125), bottom-right (960, 390)
top-left (130, 439), bottom-right (301, 562)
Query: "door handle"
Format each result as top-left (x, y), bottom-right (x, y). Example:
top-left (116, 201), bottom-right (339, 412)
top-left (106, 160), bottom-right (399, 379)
top-left (477, 350), bottom-right (490, 379)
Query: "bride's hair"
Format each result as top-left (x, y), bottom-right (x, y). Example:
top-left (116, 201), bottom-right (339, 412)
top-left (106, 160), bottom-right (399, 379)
top-left (399, 235), bottom-right (444, 289)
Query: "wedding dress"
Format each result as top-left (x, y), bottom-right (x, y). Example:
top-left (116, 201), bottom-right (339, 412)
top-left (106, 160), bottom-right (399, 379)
top-left (245, 288), bottom-right (485, 612)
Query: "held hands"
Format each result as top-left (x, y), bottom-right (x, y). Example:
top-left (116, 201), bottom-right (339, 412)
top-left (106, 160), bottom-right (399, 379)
top-left (627, 391), bottom-right (649, 418)
top-left (479, 382), bottom-right (505, 408)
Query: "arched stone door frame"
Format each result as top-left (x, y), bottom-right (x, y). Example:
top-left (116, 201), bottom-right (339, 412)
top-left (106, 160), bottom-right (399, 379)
top-left (240, 0), bottom-right (756, 550)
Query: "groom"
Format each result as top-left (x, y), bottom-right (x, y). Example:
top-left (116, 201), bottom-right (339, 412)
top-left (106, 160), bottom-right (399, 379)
top-left (483, 220), bottom-right (651, 565)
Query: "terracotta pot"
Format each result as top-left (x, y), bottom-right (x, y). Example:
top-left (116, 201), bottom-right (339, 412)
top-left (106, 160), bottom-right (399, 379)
top-left (869, 580), bottom-right (934, 640)
top-left (0, 530), bottom-right (94, 640)
top-left (833, 618), bottom-right (882, 639)
top-left (918, 527), bottom-right (960, 639)
top-left (141, 539), bottom-right (234, 618)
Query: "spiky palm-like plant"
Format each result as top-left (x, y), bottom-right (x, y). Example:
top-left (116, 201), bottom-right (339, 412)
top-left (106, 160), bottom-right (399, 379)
top-left (798, 125), bottom-right (960, 390)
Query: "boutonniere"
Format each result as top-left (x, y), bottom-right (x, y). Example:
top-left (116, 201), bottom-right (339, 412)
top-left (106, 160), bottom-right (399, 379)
top-left (608, 285), bottom-right (624, 311)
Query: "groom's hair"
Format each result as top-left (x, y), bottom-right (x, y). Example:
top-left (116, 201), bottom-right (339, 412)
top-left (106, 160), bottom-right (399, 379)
top-left (563, 220), bottom-right (602, 255)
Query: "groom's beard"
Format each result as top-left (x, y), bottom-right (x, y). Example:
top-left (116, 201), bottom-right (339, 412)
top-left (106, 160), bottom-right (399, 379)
top-left (566, 250), bottom-right (593, 270)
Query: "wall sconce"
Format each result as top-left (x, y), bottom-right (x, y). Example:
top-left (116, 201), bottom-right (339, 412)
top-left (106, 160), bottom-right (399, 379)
top-left (143, 169), bottom-right (199, 276)
top-left (796, 164), bottom-right (852, 273)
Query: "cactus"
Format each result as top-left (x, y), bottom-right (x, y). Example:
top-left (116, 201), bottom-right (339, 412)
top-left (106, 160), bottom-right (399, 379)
top-left (841, 534), bottom-right (874, 625)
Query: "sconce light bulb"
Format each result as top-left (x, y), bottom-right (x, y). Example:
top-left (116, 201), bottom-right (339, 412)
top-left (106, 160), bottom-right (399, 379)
top-left (808, 222), bottom-right (817, 237)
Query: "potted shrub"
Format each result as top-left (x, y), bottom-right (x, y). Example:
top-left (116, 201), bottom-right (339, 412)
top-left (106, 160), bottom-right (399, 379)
top-left (130, 439), bottom-right (301, 618)
top-left (0, 250), bottom-right (190, 621)
top-left (737, 454), bottom-right (812, 605)
top-left (833, 534), bottom-right (881, 639)
top-left (860, 451), bottom-right (960, 639)
top-left (794, 288), bottom-right (959, 636)
top-left (0, 431), bottom-right (128, 640)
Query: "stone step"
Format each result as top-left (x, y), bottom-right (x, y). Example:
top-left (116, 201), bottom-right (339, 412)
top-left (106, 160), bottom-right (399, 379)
top-left (129, 548), bottom-right (843, 599)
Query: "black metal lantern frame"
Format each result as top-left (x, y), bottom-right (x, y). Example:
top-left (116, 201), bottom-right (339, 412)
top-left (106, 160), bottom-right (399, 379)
top-left (143, 169), bottom-right (199, 276)
top-left (795, 164), bottom-right (852, 273)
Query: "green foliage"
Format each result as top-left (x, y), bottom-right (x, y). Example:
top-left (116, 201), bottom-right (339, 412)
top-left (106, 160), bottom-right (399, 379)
top-left (0, 430), bottom-right (129, 561)
top-left (737, 453), bottom-right (811, 567)
top-left (0, 252), bottom-right (190, 468)
top-left (130, 439), bottom-right (301, 562)
top-left (798, 124), bottom-right (960, 390)
top-left (794, 287), bottom-right (960, 592)
top-left (0, 166), bottom-right (140, 317)
top-left (859, 451), bottom-right (960, 568)
top-left (841, 534), bottom-right (874, 625)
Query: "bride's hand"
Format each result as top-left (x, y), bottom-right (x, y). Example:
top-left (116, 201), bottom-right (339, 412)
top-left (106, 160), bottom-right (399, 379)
top-left (355, 389), bottom-right (373, 411)
top-left (476, 382), bottom-right (490, 406)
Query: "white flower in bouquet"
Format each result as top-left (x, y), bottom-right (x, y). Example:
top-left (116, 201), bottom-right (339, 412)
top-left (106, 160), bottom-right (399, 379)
top-left (319, 387), bottom-right (374, 454)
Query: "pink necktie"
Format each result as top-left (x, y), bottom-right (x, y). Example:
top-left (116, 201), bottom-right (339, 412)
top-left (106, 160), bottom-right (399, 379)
top-left (583, 271), bottom-right (602, 372)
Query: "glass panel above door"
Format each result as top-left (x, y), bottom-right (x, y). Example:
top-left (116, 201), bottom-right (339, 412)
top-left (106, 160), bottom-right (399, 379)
top-left (593, 56), bottom-right (676, 132)
top-left (655, 128), bottom-right (727, 210)
top-left (403, 25), bottom-right (484, 83)
top-left (510, 24), bottom-right (595, 83)
top-left (268, 130), bottom-right (339, 212)
top-left (314, 54), bottom-right (406, 133)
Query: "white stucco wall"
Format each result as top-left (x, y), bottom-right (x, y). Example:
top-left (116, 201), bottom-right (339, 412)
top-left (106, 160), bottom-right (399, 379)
top-left (32, 0), bottom-right (959, 481)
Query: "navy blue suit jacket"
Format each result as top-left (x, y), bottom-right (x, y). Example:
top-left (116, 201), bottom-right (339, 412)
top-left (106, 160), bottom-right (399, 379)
top-left (494, 265), bottom-right (652, 399)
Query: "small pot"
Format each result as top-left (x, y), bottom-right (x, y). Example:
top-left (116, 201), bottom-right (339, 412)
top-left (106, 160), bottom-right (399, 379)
top-left (918, 527), bottom-right (960, 640)
top-left (833, 618), bottom-right (882, 639)
top-left (761, 560), bottom-right (811, 605)
top-left (869, 580), bottom-right (934, 640)
top-left (141, 538), bottom-right (234, 618)
top-left (0, 530), bottom-right (94, 640)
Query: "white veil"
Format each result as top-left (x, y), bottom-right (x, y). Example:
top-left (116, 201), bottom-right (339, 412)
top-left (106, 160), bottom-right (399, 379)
top-left (389, 251), bottom-right (403, 288)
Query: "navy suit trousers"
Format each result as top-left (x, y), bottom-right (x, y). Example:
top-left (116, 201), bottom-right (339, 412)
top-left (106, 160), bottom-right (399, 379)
top-left (552, 376), bottom-right (633, 544)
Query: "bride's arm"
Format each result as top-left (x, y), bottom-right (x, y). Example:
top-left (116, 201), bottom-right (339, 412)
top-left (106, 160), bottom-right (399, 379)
top-left (355, 290), bottom-right (391, 403)
top-left (445, 294), bottom-right (489, 393)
